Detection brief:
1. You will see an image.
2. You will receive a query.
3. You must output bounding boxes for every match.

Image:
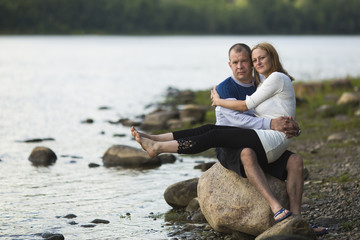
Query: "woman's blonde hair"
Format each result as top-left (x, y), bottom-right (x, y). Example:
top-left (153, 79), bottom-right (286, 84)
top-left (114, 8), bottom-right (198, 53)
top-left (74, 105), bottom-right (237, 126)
top-left (252, 42), bottom-right (294, 85)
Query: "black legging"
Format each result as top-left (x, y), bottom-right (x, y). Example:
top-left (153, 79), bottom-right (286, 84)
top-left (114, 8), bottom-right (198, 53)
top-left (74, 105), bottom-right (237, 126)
top-left (172, 124), bottom-right (268, 163)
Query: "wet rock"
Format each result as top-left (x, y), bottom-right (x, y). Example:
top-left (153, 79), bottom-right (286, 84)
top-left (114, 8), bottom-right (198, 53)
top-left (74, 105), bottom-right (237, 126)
top-left (41, 232), bottom-right (65, 240)
top-left (157, 154), bottom-right (176, 164)
top-left (113, 133), bottom-right (126, 137)
top-left (98, 106), bottom-right (111, 110)
top-left (28, 146), bottom-right (57, 166)
top-left (63, 213), bottom-right (77, 219)
top-left (88, 163), bottom-right (101, 168)
top-left (81, 118), bottom-right (94, 124)
top-left (68, 220), bottom-right (78, 225)
top-left (81, 224), bottom-right (96, 228)
top-left (102, 145), bottom-right (162, 168)
top-left (18, 138), bottom-right (55, 143)
top-left (198, 162), bottom-right (289, 236)
top-left (255, 215), bottom-right (316, 240)
top-left (91, 219), bottom-right (110, 224)
top-left (119, 118), bottom-right (141, 127)
top-left (336, 92), bottom-right (360, 105)
top-left (140, 110), bottom-right (179, 130)
top-left (164, 178), bottom-right (198, 209)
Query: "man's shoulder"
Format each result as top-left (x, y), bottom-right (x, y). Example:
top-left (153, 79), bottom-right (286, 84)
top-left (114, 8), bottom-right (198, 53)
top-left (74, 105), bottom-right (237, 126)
top-left (217, 77), bottom-right (233, 87)
top-left (217, 77), bottom-right (236, 98)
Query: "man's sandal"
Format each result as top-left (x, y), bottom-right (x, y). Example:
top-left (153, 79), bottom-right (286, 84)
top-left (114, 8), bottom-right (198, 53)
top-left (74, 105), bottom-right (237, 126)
top-left (312, 225), bottom-right (329, 236)
top-left (274, 208), bottom-right (292, 223)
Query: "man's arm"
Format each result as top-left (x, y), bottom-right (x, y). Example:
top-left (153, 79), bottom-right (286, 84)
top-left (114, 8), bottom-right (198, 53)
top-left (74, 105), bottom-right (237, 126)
top-left (217, 102), bottom-right (300, 138)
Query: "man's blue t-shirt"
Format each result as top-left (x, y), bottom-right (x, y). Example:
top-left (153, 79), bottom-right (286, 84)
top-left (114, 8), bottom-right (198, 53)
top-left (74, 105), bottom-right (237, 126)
top-left (216, 76), bottom-right (256, 100)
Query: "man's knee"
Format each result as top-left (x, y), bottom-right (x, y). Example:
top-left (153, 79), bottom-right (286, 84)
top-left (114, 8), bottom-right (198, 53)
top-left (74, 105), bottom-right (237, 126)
top-left (287, 154), bottom-right (303, 172)
top-left (240, 148), bottom-right (257, 166)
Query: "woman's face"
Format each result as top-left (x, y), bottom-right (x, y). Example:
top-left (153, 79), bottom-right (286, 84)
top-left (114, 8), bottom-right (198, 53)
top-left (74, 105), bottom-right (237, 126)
top-left (252, 48), bottom-right (272, 77)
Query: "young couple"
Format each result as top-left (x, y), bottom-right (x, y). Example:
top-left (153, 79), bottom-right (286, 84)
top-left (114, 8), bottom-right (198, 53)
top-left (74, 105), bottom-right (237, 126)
top-left (131, 42), bottom-right (328, 235)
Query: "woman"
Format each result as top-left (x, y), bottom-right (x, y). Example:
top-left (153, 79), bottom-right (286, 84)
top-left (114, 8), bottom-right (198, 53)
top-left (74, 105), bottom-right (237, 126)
top-left (131, 42), bottom-right (295, 223)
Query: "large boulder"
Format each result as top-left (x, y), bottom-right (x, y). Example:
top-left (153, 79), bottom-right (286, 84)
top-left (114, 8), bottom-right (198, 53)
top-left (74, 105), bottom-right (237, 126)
top-left (164, 178), bottom-right (198, 208)
top-left (28, 146), bottom-right (57, 166)
top-left (102, 145), bottom-right (161, 168)
top-left (197, 162), bottom-right (289, 236)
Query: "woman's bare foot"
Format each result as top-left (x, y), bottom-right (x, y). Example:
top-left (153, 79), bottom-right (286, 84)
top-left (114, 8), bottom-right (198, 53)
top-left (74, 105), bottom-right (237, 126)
top-left (131, 126), bottom-right (152, 139)
top-left (133, 128), bottom-right (159, 158)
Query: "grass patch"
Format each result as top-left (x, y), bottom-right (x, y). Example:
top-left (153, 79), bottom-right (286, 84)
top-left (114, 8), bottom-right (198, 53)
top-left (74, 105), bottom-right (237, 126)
top-left (342, 221), bottom-right (354, 231)
top-left (330, 173), bottom-right (352, 183)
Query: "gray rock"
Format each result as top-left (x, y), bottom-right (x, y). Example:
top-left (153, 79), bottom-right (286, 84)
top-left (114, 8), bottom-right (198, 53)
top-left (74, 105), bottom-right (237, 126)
top-left (41, 232), bottom-right (64, 240)
top-left (91, 219), bottom-right (110, 224)
top-left (186, 197), bottom-right (200, 213)
top-left (179, 104), bottom-right (207, 123)
top-left (28, 146), bottom-right (57, 166)
top-left (198, 162), bottom-right (289, 236)
top-left (102, 145), bottom-right (161, 168)
top-left (157, 154), bottom-right (176, 164)
top-left (337, 92), bottom-right (360, 105)
top-left (255, 215), bottom-right (316, 240)
top-left (164, 178), bottom-right (198, 208)
top-left (315, 105), bottom-right (335, 117)
top-left (140, 110), bottom-right (179, 130)
top-left (63, 214), bottom-right (77, 219)
top-left (327, 132), bottom-right (347, 142)
top-left (329, 78), bottom-right (352, 89)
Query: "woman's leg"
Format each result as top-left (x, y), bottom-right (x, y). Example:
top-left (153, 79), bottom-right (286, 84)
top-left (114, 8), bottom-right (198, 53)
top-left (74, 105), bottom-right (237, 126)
top-left (134, 127), bottom-right (266, 162)
top-left (131, 124), bottom-right (233, 142)
top-left (131, 126), bottom-right (174, 141)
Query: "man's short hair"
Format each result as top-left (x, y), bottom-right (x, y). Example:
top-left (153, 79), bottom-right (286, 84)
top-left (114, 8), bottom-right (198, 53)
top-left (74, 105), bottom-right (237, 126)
top-left (228, 43), bottom-right (252, 62)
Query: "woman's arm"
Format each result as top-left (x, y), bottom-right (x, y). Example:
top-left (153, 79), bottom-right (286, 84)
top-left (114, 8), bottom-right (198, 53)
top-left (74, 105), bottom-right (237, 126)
top-left (211, 86), bottom-right (248, 112)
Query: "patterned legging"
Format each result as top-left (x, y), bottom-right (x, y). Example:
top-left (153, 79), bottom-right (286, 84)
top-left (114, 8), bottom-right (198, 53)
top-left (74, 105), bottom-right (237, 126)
top-left (172, 124), bottom-right (267, 162)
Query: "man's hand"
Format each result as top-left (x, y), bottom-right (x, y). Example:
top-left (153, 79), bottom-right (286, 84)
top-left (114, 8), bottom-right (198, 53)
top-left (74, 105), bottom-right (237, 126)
top-left (270, 116), bottom-right (300, 138)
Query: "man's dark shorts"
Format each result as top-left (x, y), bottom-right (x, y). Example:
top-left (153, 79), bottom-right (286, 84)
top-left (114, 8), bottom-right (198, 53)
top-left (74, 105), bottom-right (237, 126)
top-left (216, 147), bottom-right (293, 181)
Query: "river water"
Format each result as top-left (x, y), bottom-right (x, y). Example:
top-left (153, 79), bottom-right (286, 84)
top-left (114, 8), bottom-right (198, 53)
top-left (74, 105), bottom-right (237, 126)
top-left (0, 35), bottom-right (359, 240)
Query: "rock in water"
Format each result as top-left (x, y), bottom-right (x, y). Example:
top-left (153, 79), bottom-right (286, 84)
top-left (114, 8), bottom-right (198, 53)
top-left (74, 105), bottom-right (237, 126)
top-left (164, 178), bottom-right (199, 208)
top-left (28, 146), bottom-right (57, 166)
top-left (197, 162), bottom-right (289, 236)
top-left (102, 145), bottom-right (162, 168)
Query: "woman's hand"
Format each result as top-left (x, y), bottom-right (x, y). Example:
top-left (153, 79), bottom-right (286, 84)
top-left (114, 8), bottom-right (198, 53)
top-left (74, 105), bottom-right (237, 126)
top-left (211, 86), bottom-right (220, 106)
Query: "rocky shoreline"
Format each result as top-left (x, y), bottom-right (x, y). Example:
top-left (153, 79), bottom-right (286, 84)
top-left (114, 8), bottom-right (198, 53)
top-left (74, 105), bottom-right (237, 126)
top-left (137, 78), bottom-right (360, 239)
top-left (24, 78), bottom-right (359, 239)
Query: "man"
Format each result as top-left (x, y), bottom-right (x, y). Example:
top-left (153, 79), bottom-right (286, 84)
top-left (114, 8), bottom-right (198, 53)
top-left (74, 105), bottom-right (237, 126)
top-left (215, 43), bottom-right (327, 234)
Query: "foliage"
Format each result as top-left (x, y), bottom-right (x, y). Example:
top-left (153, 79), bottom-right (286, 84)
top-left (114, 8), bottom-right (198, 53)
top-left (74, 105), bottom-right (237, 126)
top-left (0, 0), bottom-right (359, 34)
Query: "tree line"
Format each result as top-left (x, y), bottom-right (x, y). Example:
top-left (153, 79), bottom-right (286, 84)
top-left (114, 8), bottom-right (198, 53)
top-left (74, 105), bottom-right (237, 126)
top-left (0, 0), bottom-right (359, 35)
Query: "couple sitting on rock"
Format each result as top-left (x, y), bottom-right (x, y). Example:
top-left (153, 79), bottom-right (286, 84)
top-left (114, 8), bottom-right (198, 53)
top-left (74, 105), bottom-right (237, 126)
top-left (131, 42), bottom-right (328, 236)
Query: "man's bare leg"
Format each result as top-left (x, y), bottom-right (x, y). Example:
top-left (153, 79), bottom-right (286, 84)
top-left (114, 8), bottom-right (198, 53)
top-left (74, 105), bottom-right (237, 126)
top-left (286, 154), bottom-right (328, 234)
top-left (131, 126), bottom-right (174, 141)
top-left (133, 129), bottom-right (178, 158)
top-left (286, 154), bottom-right (303, 215)
top-left (241, 148), bottom-right (291, 222)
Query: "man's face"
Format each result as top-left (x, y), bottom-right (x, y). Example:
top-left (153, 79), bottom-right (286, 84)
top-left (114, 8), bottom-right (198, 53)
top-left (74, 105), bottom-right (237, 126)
top-left (228, 50), bottom-right (252, 83)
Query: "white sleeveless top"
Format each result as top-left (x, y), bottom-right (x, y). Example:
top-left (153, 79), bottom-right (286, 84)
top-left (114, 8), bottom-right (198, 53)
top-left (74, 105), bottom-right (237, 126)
top-left (246, 72), bottom-right (296, 163)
